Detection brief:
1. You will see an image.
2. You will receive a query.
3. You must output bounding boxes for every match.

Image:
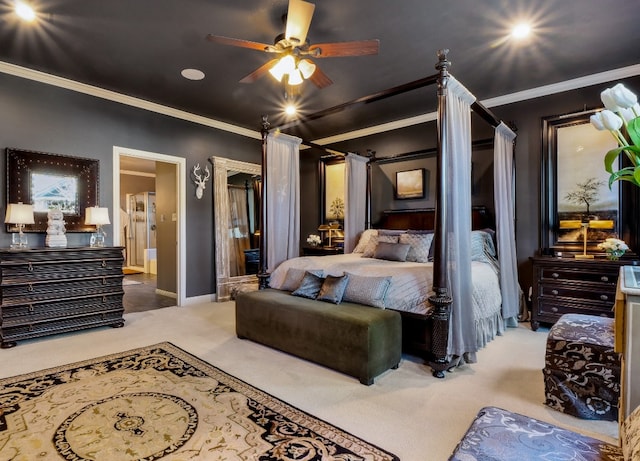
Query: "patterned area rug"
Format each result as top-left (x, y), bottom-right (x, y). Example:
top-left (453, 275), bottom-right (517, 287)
top-left (0, 342), bottom-right (399, 460)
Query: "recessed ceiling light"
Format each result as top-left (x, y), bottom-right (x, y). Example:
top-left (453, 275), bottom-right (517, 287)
top-left (15, 1), bottom-right (36, 21)
top-left (511, 23), bottom-right (531, 39)
top-left (181, 69), bottom-right (205, 81)
top-left (285, 104), bottom-right (297, 116)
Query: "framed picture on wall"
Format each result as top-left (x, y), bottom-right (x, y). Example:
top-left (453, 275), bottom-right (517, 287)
top-left (395, 168), bottom-right (425, 200)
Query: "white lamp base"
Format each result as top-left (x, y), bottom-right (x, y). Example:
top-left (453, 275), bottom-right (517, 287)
top-left (10, 232), bottom-right (28, 249)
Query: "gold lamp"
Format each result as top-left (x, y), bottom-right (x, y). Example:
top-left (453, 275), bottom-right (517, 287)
top-left (559, 219), bottom-right (615, 259)
top-left (4, 202), bottom-right (35, 249)
top-left (85, 206), bottom-right (110, 247)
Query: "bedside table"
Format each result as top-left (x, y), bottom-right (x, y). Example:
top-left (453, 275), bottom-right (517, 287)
top-left (302, 246), bottom-right (343, 256)
top-left (530, 256), bottom-right (635, 331)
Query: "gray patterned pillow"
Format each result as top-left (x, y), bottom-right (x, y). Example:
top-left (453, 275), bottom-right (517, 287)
top-left (374, 242), bottom-right (411, 262)
top-left (291, 272), bottom-right (325, 299)
top-left (361, 234), bottom-right (399, 258)
top-left (343, 272), bottom-right (392, 308)
top-left (353, 229), bottom-right (378, 253)
top-left (399, 233), bottom-right (434, 263)
top-left (317, 274), bottom-right (350, 304)
top-left (281, 268), bottom-right (323, 291)
top-left (623, 403), bottom-right (640, 461)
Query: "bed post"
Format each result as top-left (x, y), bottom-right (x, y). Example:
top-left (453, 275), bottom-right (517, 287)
top-left (258, 115), bottom-right (270, 289)
top-left (428, 49), bottom-right (454, 378)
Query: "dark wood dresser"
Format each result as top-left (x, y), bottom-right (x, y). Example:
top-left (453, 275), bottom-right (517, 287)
top-left (302, 246), bottom-right (343, 256)
top-left (530, 256), bottom-right (636, 331)
top-left (0, 247), bottom-right (125, 348)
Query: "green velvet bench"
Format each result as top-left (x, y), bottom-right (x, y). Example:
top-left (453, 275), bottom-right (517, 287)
top-left (235, 288), bottom-right (402, 385)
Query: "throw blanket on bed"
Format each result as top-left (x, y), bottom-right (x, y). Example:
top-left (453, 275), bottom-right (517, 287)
top-left (269, 253), bottom-right (503, 348)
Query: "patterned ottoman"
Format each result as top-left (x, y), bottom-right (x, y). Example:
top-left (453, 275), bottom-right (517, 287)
top-left (543, 313), bottom-right (621, 421)
top-left (448, 405), bottom-right (640, 461)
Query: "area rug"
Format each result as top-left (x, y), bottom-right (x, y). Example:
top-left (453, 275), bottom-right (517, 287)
top-left (0, 342), bottom-right (399, 461)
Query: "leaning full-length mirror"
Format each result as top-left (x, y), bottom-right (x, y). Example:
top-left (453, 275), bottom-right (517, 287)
top-left (211, 156), bottom-right (261, 301)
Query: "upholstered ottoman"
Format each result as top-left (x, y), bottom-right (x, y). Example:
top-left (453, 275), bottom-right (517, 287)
top-left (449, 405), bottom-right (640, 461)
top-left (543, 313), bottom-right (621, 421)
top-left (235, 288), bottom-right (402, 385)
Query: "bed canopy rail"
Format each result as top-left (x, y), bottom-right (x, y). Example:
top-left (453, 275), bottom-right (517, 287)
top-left (257, 49), bottom-right (517, 378)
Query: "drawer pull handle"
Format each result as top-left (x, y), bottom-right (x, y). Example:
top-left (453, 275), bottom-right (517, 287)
top-left (28, 324), bottom-right (34, 332)
top-left (28, 283), bottom-right (33, 292)
top-left (601, 276), bottom-right (609, 282)
top-left (103, 295), bottom-right (107, 303)
top-left (551, 307), bottom-right (558, 313)
top-left (28, 304), bottom-right (34, 313)
top-left (101, 260), bottom-right (107, 268)
top-left (551, 272), bottom-right (559, 279)
top-left (551, 289), bottom-right (559, 295)
top-left (600, 294), bottom-right (609, 301)
top-left (27, 262), bottom-right (33, 272)
top-left (102, 277), bottom-right (107, 285)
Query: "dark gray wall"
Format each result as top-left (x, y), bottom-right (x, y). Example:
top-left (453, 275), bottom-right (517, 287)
top-left (0, 72), bottom-right (261, 297)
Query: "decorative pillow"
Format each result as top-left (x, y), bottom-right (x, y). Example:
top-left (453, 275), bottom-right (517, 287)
top-left (622, 403), bottom-right (640, 461)
top-left (291, 271), bottom-right (325, 299)
top-left (343, 273), bottom-right (392, 308)
top-left (373, 242), bottom-right (411, 262)
top-left (471, 230), bottom-right (498, 262)
top-left (281, 268), bottom-right (323, 292)
top-left (353, 229), bottom-right (378, 253)
top-left (399, 232), bottom-right (434, 263)
top-left (361, 234), bottom-right (399, 258)
top-left (317, 274), bottom-right (350, 304)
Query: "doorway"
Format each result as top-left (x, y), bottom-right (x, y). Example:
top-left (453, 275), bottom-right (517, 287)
top-left (112, 147), bottom-right (186, 307)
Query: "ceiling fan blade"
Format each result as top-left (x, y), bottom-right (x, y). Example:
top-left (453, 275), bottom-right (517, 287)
top-left (206, 34), bottom-right (272, 52)
top-left (308, 66), bottom-right (333, 89)
top-left (310, 39), bottom-right (380, 58)
top-left (239, 59), bottom-right (280, 84)
top-left (285, 0), bottom-right (315, 45)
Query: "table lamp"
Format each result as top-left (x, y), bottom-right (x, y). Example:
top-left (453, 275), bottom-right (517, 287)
top-left (559, 219), bottom-right (614, 259)
top-left (4, 202), bottom-right (35, 249)
top-left (85, 206), bottom-right (110, 247)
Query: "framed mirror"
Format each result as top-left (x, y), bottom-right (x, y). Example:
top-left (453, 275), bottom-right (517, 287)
top-left (6, 148), bottom-right (99, 232)
top-left (541, 109), bottom-right (620, 252)
top-left (211, 156), bottom-right (261, 301)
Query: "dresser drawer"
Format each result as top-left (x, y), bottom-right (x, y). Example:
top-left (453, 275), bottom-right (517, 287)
top-left (537, 297), bottom-right (614, 318)
top-left (1, 310), bottom-right (124, 343)
top-left (539, 283), bottom-right (616, 304)
top-left (1, 293), bottom-right (123, 324)
top-left (540, 267), bottom-right (617, 285)
top-left (0, 258), bottom-right (123, 284)
top-left (1, 276), bottom-right (123, 305)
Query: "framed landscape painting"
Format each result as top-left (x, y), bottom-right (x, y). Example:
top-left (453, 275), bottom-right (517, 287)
top-left (395, 168), bottom-right (425, 200)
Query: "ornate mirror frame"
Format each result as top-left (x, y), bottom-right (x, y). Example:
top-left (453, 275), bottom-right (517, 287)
top-left (211, 156), bottom-right (260, 301)
top-left (6, 148), bottom-right (99, 233)
top-left (541, 109), bottom-right (621, 252)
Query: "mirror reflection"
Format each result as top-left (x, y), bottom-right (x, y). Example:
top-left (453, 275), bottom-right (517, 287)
top-left (211, 156), bottom-right (261, 301)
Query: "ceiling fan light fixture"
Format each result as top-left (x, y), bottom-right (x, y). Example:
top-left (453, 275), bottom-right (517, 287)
top-left (15, 1), bottom-right (36, 21)
top-left (288, 69), bottom-right (304, 86)
top-left (298, 59), bottom-right (316, 79)
top-left (285, 0), bottom-right (316, 45)
top-left (269, 54), bottom-right (297, 82)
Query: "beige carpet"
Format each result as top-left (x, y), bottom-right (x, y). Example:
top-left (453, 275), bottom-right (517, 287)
top-left (1, 342), bottom-right (397, 460)
top-left (0, 301), bottom-right (619, 461)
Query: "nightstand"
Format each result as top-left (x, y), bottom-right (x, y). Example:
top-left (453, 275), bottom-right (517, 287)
top-left (530, 256), bottom-right (636, 331)
top-left (302, 246), bottom-right (343, 256)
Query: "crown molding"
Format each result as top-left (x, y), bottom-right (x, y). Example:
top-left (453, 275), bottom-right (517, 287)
top-left (0, 61), bottom-right (261, 140)
top-left (2, 60), bottom-right (639, 146)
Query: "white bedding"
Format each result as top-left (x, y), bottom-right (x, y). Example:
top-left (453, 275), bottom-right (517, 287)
top-left (268, 253), bottom-right (502, 319)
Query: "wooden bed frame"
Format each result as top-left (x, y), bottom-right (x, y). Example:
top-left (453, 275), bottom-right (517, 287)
top-left (258, 50), bottom-right (508, 378)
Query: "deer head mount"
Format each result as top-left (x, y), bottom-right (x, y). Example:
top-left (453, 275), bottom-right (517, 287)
top-left (192, 163), bottom-right (211, 199)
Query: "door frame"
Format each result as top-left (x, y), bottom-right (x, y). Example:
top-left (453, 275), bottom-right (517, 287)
top-left (113, 146), bottom-right (187, 307)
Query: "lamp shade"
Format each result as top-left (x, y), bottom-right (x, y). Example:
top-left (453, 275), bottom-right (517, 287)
top-left (589, 219), bottom-right (615, 229)
top-left (4, 203), bottom-right (35, 225)
top-left (85, 206), bottom-right (110, 225)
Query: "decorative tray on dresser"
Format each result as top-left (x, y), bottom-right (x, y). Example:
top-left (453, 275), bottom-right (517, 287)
top-left (0, 246), bottom-right (125, 348)
top-left (530, 255), bottom-right (638, 331)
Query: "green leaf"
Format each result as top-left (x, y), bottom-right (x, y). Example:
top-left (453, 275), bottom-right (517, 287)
top-left (604, 147), bottom-right (624, 173)
top-left (628, 116), bottom-right (640, 148)
top-left (634, 165), bottom-right (640, 186)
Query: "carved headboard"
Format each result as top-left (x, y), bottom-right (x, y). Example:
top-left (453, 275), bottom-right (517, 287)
top-left (377, 206), bottom-right (493, 231)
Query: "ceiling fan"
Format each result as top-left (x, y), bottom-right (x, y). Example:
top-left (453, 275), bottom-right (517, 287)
top-left (206, 0), bottom-right (379, 90)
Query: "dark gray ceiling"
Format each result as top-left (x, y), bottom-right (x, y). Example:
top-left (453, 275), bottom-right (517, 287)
top-left (1, 0), bottom-right (638, 140)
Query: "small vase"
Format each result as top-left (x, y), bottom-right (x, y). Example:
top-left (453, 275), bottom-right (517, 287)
top-left (607, 249), bottom-right (625, 261)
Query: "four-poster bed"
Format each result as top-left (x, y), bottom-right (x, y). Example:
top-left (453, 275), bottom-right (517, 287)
top-left (250, 49), bottom-right (519, 378)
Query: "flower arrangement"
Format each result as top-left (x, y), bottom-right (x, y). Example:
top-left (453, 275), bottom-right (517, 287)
top-left (589, 83), bottom-right (640, 188)
top-left (597, 237), bottom-right (629, 260)
top-left (306, 234), bottom-right (322, 247)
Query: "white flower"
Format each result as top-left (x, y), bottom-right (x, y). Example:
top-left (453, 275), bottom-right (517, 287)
top-left (610, 83), bottom-right (638, 109)
top-left (306, 234), bottom-right (321, 245)
top-left (590, 112), bottom-right (606, 130)
top-left (601, 88), bottom-right (623, 112)
top-left (597, 238), bottom-right (629, 252)
top-left (600, 109), bottom-right (623, 131)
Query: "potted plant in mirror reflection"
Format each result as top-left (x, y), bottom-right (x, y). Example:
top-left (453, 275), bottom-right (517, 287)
top-left (590, 83), bottom-right (640, 188)
top-left (597, 238), bottom-right (629, 260)
top-left (329, 197), bottom-right (344, 220)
